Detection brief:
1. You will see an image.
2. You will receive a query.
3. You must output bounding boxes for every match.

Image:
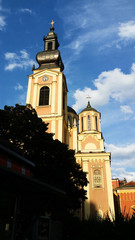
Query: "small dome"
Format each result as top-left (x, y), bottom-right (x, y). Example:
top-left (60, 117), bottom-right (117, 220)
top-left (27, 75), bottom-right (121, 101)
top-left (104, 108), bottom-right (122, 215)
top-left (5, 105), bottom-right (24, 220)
top-left (80, 101), bottom-right (99, 113)
top-left (67, 106), bottom-right (77, 115)
top-left (36, 50), bottom-right (64, 70)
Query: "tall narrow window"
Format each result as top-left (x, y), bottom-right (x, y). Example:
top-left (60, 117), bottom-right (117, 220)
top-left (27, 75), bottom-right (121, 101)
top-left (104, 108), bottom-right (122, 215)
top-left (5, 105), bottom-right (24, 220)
top-left (48, 42), bottom-right (52, 50)
top-left (95, 116), bottom-right (98, 131)
top-left (88, 115), bottom-right (91, 130)
top-left (93, 169), bottom-right (102, 188)
top-left (63, 91), bottom-right (65, 110)
top-left (81, 117), bottom-right (83, 132)
top-left (68, 116), bottom-right (71, 127)
top-left (39, 86), bottom-right (49, 106)
top-left (73, 117), bottom-right (77, 127)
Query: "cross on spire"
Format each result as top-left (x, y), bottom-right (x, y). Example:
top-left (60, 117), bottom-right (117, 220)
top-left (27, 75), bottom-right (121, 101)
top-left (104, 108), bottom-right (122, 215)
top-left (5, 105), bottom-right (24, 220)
top-left (86, 95), bottom-right (91, 101)
top-left (50, 20), bottom-right (56, 27)
top-left (86, 95), bottom-right (91, 107)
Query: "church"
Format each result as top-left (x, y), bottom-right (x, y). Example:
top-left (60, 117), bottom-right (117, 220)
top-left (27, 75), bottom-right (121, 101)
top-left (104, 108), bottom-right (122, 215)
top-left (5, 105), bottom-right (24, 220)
top-left (26, 22), bottom-right (115, 219)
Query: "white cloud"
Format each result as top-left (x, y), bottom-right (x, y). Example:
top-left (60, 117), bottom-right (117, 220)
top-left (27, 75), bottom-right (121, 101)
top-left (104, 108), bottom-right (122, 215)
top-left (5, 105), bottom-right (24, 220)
top-left (118, 21), bottom-right (135, 40)
top-left (106, 143), bottom-right (135, 159)
top-left (5, 52), bottom-right (18, 60)
top-left (20, 50), bottom-right (29, 59)
top-left (19, 8), bottom-right (33, 15)
top-left (72, 63), bottom-right (135, 112)
top-left (111, 167), bottom-right (135, 182)
top-left (57, 1), bottom-right (120, 55)
top-left (4, 49), bottom-right (36, 71)
top-left (66, 26), bottom-right (116, 55)
top-left (15, 93), bottom-right (27, 106)
top-left (106, 142), bottom-right (135, 181)
top-left (14, 87), bottom-right (27, 105)
top-left (120, 105), bottom-right (133, 114)
top-left (18, 91), bottom-right (27, 105)
top-left (57, 3), bottom-right (97, 38)
top-left (0, 0), bottom-right (10, 13)
top-left (0, 15), bottom-right (6, 30)
top-left (0, 0), bottom-right (10, 30)
top-left (57, 2), bottom-right (135, 57)
top-left (65, 21), bottom-right (135, 55)
top-left (5, 63), bottom-right (22, 71)
top-left (14, 83), bottom-right (23, 91)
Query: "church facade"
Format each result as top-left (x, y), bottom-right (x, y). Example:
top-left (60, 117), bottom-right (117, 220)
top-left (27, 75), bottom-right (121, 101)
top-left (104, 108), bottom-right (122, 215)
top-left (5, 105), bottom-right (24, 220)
top-left (26, 24), bottom-right (115, 219)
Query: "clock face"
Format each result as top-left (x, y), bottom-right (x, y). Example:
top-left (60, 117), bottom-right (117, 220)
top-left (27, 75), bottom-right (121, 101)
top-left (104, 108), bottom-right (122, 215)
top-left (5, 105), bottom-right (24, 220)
top-left (42, 76), bottom-right (49, 81)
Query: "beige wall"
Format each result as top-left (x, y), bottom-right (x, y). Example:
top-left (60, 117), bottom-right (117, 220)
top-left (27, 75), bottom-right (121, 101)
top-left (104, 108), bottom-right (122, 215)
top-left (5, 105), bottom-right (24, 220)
top-left (26, 67), bottom-right (114, 220)
top-left (76, 153), bottom-right (115, 219)
top-left (26, 68), bottom-right (68, 144)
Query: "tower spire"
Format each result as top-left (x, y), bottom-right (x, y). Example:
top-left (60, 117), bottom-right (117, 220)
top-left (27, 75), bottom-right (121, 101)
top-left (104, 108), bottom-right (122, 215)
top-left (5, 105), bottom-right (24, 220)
top-left (86, 96), bottom-right (91, 107)
top-left (35, 21), bottom-right (64, 71)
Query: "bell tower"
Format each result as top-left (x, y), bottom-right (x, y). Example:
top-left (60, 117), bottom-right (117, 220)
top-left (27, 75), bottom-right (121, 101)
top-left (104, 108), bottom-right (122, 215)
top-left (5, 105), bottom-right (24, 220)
top-left (26, 22), bottom-right (68, 143)
top-left (78, 100), bottom-right (104, 152)
top-left (75, 101), bottom-right (115, 220)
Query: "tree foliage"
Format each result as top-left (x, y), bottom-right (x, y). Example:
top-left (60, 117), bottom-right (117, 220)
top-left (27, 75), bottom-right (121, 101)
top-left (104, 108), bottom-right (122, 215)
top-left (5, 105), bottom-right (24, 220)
top-left (0, 104), bottom-right (87, 211)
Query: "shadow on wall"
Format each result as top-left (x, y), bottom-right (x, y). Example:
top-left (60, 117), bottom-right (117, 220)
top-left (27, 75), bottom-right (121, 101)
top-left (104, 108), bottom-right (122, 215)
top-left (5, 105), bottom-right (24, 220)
top-left (90, 202), bottom-right (98, 219)
top-left (84, 200), bottom-right (97, 219)
top-left (85, 200), bottom-right (104, 220)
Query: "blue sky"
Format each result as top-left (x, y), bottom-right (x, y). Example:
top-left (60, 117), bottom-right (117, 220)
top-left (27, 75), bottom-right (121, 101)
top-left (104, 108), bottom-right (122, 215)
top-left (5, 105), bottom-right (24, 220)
top-left (1, 0), bottom-right (135, 181)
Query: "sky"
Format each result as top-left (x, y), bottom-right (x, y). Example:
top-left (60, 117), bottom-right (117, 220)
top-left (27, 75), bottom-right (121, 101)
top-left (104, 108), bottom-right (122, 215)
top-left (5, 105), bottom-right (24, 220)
top-left (1, 0), bottom-right (135, 181)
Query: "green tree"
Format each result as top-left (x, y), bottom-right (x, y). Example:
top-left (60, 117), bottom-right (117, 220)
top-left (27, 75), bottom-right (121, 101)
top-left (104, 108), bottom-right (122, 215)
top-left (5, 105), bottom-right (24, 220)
top-left (0, 104), bottom-right (87, 211)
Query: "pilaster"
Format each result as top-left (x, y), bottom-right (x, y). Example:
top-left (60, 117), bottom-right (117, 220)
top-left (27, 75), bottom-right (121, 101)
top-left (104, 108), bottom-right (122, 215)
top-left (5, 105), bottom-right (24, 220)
top-left (26, 76), bottom-right (32, 104)
top-left (51, 75), bottom-right (57, 114)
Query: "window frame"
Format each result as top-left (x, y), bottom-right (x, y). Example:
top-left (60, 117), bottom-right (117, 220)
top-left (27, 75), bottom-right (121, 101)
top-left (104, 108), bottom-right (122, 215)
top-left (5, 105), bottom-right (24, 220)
top-left (88, 115), bottom-right (91, 130)
top-left (95, 116), bottom-right (98, 131)
top-left (93, 169), bottom-right (102, 188)
top-left (39, 86), bottom-right (50, 106)
top-left (48, 42), bottom-right (52, 50)
top-left (81, 117), bottom-right (83, 132)
top-left (68, 115), bottom-right (71, 127)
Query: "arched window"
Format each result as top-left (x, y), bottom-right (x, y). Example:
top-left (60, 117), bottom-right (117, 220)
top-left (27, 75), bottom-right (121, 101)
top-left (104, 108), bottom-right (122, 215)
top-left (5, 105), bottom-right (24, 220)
top-left (63, 91), bottom-right (65, 110)
top-left (95, 116), bottom-right (98, 131)
top-left (81, 117), bottom-right (83, 132)
top-left (68, 116), bottom-right (72, 127)
top-left (88, 115), bottom-right (91, 130)
top-left (48, 42), bottom-right (52, 50)
top-left (73, 117), bottom-right (77, 127)
top-left (93, 169), bottom-right (102, 188)
top-left (39, 86), bottom-right (49, 106)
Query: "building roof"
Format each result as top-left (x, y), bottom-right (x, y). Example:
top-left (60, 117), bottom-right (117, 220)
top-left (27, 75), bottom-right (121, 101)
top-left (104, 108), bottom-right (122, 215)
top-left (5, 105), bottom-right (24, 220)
top-left (67, 106), bottom-right (77, 115)
top-left (116, 181), bottom-right (135, 190)
top-left (80, 101), bottom-right (99, 114)
top-left (123, 181), bottom-right (135, 187)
